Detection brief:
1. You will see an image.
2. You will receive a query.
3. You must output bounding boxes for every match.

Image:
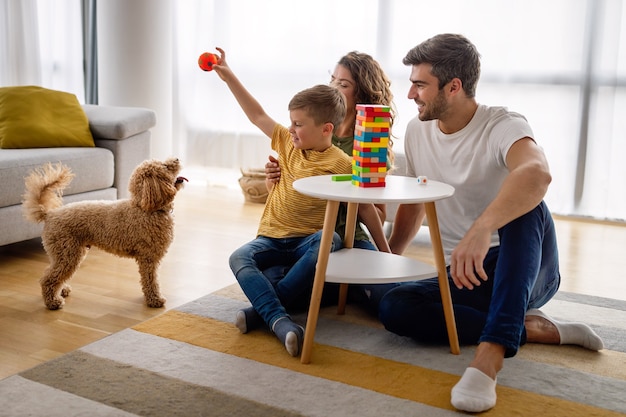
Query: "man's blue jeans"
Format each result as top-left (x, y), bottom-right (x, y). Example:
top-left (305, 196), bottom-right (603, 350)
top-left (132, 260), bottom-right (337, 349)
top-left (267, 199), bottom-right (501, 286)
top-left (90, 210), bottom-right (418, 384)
top-left (229, 231), bottom-right (343, 329)
top-left (378, 201), bottom-right (561, 357)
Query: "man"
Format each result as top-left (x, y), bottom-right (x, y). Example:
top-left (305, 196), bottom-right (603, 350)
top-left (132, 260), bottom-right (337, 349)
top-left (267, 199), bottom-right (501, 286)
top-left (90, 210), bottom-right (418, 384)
top-left (379, 34), bottom-right (603, 413)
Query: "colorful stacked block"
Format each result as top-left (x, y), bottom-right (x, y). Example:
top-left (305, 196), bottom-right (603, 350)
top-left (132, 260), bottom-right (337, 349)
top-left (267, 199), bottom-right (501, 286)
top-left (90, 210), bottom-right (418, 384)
top-left (352, 104), bottom-right (390, 187)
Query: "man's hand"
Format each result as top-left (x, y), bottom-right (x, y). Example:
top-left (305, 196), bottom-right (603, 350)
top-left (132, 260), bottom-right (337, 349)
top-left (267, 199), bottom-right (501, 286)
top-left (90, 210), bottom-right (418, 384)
top-left (449, 225), bottom-right (492, 290)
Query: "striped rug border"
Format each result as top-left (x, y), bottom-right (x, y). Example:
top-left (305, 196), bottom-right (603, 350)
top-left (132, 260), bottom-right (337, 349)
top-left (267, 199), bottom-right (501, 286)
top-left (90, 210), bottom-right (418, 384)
top-left (5, 288), bottom-right (624, 417)
top-left (131, 305), bottom-right (625, 417)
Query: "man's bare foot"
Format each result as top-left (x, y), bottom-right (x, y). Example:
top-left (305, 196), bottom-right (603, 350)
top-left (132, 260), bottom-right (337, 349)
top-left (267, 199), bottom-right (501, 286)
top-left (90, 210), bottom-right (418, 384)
top-left (525, 309), bottom-right (603, 350)
top-left (525, 313), bottom-right (561, 344)
top-left (468, 341), bottom-right (505, 379)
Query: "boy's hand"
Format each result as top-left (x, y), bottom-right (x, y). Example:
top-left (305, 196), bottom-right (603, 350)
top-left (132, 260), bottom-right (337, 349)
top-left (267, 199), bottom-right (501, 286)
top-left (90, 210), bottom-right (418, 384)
top-left (212, 47), bottom-right (230, 81)
top-left (209, 47), bottom-right (276, 138)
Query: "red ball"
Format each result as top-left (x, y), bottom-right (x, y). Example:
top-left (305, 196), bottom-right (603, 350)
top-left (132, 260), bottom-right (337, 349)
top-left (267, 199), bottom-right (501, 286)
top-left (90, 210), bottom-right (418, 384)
top-left (198, 52), bottom-right (218, 71)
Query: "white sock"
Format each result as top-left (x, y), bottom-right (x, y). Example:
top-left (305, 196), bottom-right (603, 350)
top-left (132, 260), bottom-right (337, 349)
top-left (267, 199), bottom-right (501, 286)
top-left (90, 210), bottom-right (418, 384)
top-left (451, 367), bottom-right (497, 412)
top-left (526, 309), bottom-right (604, 351)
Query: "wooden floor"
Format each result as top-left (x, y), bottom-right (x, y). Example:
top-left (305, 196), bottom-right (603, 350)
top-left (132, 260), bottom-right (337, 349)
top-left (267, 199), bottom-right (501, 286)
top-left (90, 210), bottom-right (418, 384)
top-left (1, 181), bottom-right (625, 380)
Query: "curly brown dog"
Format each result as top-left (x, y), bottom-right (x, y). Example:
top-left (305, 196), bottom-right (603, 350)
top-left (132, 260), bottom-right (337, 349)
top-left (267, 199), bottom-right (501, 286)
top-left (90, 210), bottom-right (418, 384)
top-left (22, 157), bottom-right (187, 310)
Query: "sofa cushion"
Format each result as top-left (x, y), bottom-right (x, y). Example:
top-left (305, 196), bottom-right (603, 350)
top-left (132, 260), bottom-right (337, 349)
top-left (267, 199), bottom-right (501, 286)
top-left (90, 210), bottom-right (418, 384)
top-left (0, 147), bottom-right (114, 207)
top-left (83, 104), bottom-right (157, 140)
top-left (0, 86), bottom-right (94, 149)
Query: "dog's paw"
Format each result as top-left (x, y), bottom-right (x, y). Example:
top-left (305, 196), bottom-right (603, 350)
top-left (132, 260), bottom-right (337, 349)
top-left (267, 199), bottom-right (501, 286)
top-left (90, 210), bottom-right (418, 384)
top-left (45, 298), bottom-right (65, 310)
top-left (60, 284), bottom-right (72, 298)
top-left (146, 297), bottom-right (166, 308)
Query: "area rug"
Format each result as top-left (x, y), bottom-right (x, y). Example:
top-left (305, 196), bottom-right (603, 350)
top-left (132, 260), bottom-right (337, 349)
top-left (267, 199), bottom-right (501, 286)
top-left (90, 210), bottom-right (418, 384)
top-left (1, 285), bottom-right (625, 417)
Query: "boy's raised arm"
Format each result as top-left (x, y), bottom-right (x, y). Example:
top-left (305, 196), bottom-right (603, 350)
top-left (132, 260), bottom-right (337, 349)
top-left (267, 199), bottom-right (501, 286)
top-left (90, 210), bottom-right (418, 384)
top-left (212, 47), bottom-right (276, 138)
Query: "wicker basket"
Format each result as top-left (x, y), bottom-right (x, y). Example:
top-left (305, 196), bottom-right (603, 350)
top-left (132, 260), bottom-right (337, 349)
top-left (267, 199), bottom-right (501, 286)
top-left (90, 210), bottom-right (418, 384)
top-left (238, 168), bottom-right (268, 204)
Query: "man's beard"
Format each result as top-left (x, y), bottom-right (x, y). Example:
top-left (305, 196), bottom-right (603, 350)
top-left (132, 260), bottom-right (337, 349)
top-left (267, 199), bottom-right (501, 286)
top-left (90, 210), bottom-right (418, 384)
top-left (418, 89), bottom-right (447, 121)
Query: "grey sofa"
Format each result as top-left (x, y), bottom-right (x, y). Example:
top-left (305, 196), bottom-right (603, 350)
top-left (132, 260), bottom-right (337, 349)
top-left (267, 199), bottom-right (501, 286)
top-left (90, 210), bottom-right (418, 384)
top-left (0, 104), bottom-right (156, 246)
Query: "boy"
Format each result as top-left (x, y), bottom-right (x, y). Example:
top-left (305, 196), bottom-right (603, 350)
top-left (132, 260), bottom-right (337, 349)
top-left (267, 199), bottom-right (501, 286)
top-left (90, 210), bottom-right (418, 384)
top-left (212, 48), bottom-right (390, 356)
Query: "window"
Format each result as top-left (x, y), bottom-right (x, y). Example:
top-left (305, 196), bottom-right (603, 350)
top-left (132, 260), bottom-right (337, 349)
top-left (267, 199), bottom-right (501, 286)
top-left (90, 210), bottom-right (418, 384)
top-left (174, 0), bottom-right (626, 221)
top-left (4, 0), bottom-right (623, 220)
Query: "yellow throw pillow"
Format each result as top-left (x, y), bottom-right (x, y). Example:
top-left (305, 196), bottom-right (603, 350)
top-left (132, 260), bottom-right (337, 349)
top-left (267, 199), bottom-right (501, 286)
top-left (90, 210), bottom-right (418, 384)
top-left (0, 86), bottom-right (94, 149)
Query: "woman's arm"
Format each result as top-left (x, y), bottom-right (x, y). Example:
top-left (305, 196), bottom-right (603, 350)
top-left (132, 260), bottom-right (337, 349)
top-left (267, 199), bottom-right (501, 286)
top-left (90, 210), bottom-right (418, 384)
top-left (357, 203), bottom-right (391, 253)
top-left (388, 203), bottom-right (426, 255)
top-left (373, 203), bottom-right (386, 225)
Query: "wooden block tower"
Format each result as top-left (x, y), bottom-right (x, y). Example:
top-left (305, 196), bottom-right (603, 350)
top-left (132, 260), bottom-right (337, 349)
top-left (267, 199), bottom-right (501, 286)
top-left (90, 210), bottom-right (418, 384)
top-left (352, 104), bottom-right (390, 187)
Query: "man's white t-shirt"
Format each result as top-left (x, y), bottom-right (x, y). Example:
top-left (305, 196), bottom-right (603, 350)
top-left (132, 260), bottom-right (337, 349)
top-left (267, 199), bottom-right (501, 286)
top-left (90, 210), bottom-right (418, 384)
top-left (403, 104), bottom-right (535, 262)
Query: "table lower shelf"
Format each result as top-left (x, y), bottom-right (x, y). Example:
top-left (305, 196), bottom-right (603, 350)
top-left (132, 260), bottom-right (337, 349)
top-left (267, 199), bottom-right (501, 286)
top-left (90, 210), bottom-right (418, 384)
top-left (325, 248), bottom-right (438, 284)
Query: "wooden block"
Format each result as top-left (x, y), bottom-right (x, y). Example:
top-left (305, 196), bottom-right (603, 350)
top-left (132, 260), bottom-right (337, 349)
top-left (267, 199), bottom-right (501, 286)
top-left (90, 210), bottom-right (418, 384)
top-left (331, 174), bottom-right (353, 181)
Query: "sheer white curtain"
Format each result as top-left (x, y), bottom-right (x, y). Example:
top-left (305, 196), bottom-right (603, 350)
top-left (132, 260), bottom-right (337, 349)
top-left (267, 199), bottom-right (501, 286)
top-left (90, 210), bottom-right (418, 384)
top-left (0, 0), bottom-right (84, 100)
top-left (174, 0), bottom-right (626, 221)
top-left (0, 0), bottom-right (41, 86)
top-left (173, 0), bottom-right (382, 174)
top-left (1, 0), bottom-right (624, 221)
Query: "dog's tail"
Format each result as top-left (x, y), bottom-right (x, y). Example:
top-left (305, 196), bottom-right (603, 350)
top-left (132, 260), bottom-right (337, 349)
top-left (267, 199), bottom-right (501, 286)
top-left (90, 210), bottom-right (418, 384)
top-left (22, 163), bottom-right (75, 223)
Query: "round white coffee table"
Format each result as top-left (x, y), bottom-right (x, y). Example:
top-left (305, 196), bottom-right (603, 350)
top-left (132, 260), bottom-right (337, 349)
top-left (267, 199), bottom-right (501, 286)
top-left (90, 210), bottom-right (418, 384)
top-left (294, 175), bottom-right (459, 363)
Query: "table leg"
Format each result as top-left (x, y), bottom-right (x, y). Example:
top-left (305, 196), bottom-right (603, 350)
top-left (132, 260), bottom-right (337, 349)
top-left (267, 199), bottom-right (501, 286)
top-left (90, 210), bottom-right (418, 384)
top-left (337, 202), bottom-right (358, 315)
top-left (301, 200), bottom-right (340, 364)
top-left (424, 202), bottom-right (461, 355)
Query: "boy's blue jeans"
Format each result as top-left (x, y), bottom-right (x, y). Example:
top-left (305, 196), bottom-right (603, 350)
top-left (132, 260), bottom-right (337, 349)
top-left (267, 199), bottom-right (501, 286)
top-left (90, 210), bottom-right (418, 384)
top-left (378, 201), bottom-right (561, 357)
top-left (228, 231), bottom-right (343, 329)
top-left (260, 238), bottom-right (397, 313)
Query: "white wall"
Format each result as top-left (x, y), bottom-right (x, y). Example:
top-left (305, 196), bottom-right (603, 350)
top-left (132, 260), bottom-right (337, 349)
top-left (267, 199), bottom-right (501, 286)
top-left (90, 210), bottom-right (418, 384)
top-left (97, 0), bottom-right (173, 159)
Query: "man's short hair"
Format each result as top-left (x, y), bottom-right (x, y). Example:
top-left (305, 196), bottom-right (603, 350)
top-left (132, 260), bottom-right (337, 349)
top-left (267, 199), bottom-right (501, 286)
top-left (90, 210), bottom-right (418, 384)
top-left (403, 33), bottom-right (481, 98)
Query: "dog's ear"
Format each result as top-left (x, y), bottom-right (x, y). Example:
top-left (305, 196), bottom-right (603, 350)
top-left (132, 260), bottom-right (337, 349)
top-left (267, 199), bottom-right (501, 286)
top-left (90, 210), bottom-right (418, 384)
top-left (133, 175), bottom-right (177, 212)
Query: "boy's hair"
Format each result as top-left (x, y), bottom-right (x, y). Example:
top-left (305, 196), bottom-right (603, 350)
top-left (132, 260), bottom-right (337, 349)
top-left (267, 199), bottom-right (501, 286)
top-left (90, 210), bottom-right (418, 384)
top-left (403, 33), bottom-right (481, 98)
top-left (288, 84), bottom-right (346, 130)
